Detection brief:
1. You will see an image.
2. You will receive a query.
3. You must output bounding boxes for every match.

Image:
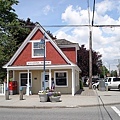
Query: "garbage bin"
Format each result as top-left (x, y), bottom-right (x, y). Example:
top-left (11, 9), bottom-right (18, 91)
top-left (9, 81), bottom-right (17, 95)
top-left (19, 86), bottom-right (23, 100)
top-left (99, 79), bottom-right (106, 91)
top-left (105, 83), bottom-right (108, 91)
top-left (5, 87), bottom-right (9, 100)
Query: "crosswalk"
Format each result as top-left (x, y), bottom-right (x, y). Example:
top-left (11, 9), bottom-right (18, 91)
top-left (111, 106), bottom-right (120, 117)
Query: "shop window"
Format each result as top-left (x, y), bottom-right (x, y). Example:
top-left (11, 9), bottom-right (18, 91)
top-left (55, 71), bottom-right (68, 86)
top-left (20, 73), bottom-right (31, 86)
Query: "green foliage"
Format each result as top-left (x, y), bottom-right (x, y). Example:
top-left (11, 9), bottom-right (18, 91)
top-left (99, 66), bottom-right (109, 78)
top-left (111, 70), bottom-right (117, 77)
top-left (77, 45), bottom-right (102, 77)
top-left (0, 0), bottom-right (35, 82)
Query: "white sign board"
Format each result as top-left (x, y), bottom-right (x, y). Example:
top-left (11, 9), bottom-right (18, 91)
top-left (26, 61), bottom-right (51, 65)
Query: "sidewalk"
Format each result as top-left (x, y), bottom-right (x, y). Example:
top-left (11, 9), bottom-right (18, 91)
top-left (0, 87), bottom-right (120, 108)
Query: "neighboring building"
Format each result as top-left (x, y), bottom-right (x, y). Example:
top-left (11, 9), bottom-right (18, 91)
top-left (3, 24), bottom-right (81, 96)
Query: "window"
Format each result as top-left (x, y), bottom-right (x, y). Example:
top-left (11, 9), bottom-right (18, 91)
top-left (55, 71), bottom-right (68, 86)
top-left (108, 78), bottom-right (111, 82)
top-left (32, 42), bottom-right (45, 57)
top-left (20, 73), bottom-right (31, 86)
top-left (113, 78), bottom-right (120, 82)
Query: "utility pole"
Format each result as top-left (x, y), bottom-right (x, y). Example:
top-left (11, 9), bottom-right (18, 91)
top-left (88, 0), bottom-right (95, 89)
top-left (117, 59), bottom-right (120, 77)
top-left (89, 29), bottom-right (92, 89)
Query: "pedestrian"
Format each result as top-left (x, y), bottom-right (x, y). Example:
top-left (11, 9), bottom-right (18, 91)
top-left (51, 78), bottom-right (55, 90)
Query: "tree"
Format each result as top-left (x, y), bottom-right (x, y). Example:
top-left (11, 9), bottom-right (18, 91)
top-left (77, 45), bottom-right (102, 77)
top-left (0, 0), bottom-right (19, 81)
top-left (111, 70), bottom-right (118, 77)
top-left (0, 0), bottom-right (36, 82)
top-left (99, 66), bottom-right (109, 78)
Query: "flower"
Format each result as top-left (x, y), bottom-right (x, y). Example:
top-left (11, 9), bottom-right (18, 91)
top-left (38, 89), bottom-right (61, 97)
top-left (48, 91), bottom-right (61, 97)
top-left (38, 90), bottom-right (48, 95)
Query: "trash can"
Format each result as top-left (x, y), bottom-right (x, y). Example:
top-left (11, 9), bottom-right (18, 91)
top-left (99, 79), bottom-right (106, 91)
top-left (19, 86), bottom-right (23, 100)
top-left (105, 83), bottom-right (108, 91)
top-left (9, 81), bottom-right (17, 95)
top-left (5, 87), bottom-right (9, 100)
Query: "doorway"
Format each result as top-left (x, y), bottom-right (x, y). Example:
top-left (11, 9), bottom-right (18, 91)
top-left (41, 72), bottom-right (49, 90)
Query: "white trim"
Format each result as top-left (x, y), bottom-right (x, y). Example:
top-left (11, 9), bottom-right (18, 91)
top-left (3, 25), bottom-right (73, 68)
top-left (3, 27), bottom-right (39, 67)
top-left (54, 71), bottom-right (68, 87)
top-left (5, 64), bottom-right (77, 70)
top-left (7, 70), bottom-right (9, 88)
top-left (49, 69), bottom-right (52, 89)
top-left (31, 41), bottom-right (46, 58)
top-left (19, 72), bottom-right (32, 87)
top-left (72, 68), bottom-right (75, 96)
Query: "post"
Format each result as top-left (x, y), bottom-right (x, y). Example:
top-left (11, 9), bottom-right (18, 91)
top-left (43, 36), bottom-right (45, 90)
top-left (19, 86), bottom-right (23, 100)
top-left (40, 33), bottom-right (46, 90)
top-left (89, 30), bottom-right (92, 89)
top-left (5, 87), bottom-right (9, 100)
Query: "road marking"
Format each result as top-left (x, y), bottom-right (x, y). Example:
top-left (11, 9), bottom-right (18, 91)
top-left (111, 106), bottom-right (120, 116)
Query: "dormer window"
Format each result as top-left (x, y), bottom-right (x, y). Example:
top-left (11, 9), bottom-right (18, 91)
top-left (32, 41), bottom-right (45, 58)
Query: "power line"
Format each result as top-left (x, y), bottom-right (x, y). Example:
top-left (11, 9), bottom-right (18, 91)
top-left (1, 24), bottom-right (120, 28)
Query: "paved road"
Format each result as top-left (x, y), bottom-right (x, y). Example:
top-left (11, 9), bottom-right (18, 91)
top-left (0, 105), bottom-right (120, 120)
top-left (0, 87), bottom-right (120, 108)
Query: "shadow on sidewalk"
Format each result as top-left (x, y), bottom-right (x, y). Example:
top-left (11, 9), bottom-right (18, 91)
top-left (75, 87), bottom-right (96, 96)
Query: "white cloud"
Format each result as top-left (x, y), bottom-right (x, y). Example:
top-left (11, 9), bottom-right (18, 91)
top-left (53, 1), bottom-right (120, 71)
top-left (43, 5), bottom-right (52, 15)
top-left (62, 5), bottom-right (88, 24)
top-left (96, 0), bottom-right (114, 15)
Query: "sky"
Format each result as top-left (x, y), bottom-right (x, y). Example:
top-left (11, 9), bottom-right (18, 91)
top-left (13, 0), bottom-right (120, 72)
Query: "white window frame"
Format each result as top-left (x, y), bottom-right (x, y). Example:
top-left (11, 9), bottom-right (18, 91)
top-left (19, 72), bottom-right (32, 87)
top-left (32, 41), bottom-right (46, 58)
top-left (54, 71), bottom-right (68, 87)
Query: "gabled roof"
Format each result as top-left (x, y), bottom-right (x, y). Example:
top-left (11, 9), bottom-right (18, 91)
top-left (55, 39), bottom-right (77, 45)
top-left (55, 39), bottom-right (80, 50)
top-left (3, 24), bottom-right (75, 68)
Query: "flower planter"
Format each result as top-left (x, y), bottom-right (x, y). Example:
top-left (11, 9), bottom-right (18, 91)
top-left (38, 93), bottom-right (48, 102)
top-left (49, 96), bottom-right (61, 102)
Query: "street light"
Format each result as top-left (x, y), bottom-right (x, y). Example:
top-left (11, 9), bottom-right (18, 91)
top-left (40, 34), bottom-right (46, 90)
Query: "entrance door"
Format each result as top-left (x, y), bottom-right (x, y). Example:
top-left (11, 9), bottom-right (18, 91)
top-left (41, 72), bottom-right (49, 90)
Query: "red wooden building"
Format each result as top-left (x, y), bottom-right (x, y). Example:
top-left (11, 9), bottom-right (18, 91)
top-left (3, 24), bottom-right (81, 96)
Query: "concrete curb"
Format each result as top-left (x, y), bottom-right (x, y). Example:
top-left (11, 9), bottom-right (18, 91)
top-left (1, 102), bottom-right (120, 109)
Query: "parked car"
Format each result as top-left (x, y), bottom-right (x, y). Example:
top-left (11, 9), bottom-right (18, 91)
top-left (92, 82), bottom-right (99, 89)
top-left (86, 78), bottom-right (100, 86)
top-left (105, 77), bottom-right (120, 90)
top-left (92, 78), bottom-right (105, 90)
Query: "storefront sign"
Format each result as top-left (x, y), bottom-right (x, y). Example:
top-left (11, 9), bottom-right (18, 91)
top-left (26, 61), bottom-right (51, 65)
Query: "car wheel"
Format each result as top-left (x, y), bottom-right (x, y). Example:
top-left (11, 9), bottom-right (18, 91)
top-left (93, 85), bottom-right (96, 90)
top-left (108, 88), bottom-right (110, 91)
top-left (118, 85), bottom-right (120, 91)
top-left (97, 85), bottom-right (99, 90)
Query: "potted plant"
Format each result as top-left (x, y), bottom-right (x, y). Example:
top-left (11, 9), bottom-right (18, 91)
top-left (49, 91), bottom-right (61, 102)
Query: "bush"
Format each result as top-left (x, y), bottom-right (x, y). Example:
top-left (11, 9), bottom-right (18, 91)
top-left (79, 79), bottom-right (83, 89)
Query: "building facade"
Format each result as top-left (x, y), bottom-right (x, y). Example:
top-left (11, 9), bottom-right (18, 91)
top-left (3, 24), bottom-right (81, 96)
